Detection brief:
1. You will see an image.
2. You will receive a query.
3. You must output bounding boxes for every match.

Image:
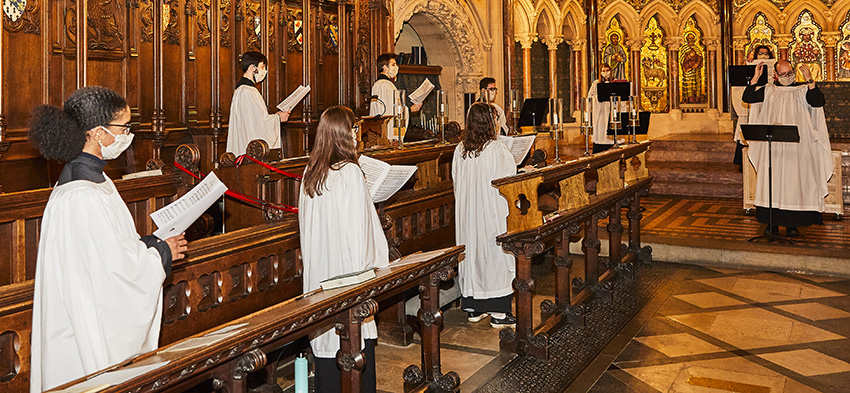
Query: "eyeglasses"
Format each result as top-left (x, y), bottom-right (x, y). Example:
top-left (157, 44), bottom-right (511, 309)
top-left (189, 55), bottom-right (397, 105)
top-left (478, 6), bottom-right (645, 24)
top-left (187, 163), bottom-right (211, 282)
top-left (486, 87), bottom-right (498, 92)
top-left (776, 71), bottom-right (794, 77)
top-left (104, 123), bottom-right (132, 135)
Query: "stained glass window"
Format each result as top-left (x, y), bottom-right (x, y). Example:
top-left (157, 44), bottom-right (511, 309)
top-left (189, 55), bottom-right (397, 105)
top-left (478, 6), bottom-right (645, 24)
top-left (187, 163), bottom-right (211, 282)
top-left (679, 16), bottom-right (706, 105)
top-left (789, 10), bottom-right (825, 81)
top-left (640, 16), bottom-right (667, 112)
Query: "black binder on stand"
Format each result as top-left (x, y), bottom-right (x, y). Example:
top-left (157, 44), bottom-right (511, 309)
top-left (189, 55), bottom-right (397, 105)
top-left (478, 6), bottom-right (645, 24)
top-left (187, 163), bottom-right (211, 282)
top-left (741, 124), bottom-right (800, 244)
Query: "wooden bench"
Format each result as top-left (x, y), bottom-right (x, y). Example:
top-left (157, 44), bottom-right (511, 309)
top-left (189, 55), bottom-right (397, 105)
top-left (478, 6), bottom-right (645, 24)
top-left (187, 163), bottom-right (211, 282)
top-left (50, 247), bottom-right (465, 393)
top-left (492, 141), bottom-right (653, 359)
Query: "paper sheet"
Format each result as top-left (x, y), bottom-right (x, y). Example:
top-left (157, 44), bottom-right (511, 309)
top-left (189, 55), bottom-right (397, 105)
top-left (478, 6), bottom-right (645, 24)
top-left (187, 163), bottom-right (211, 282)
top-left (408, 79), bottom-right (435, 105)
top-left (498, 135), bottom-right (535, 165)
top-left (121, 169), bottom-right (162, 180)
top-left (150, 172), bottom-right (227, 239)
top-left (277, 85), bottom-right (312, 112)
top-left (54, 362), bottom-right (170, 393)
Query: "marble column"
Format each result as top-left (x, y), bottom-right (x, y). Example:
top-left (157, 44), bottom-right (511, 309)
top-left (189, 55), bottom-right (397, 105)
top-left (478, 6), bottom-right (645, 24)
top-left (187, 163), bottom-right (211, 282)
top-left (719, 0), bottom-right (733, 112)
top-left (543, 36), bottom-right (564, 98)
top-left (518, 35), bottom-right (535, 100)
top-left (572, 39), bottom-right (586, 113)
top-left (668, 39), bottom-right (681, 112)
top-left (706, 38), bottom-right (718, 111)
top-left (825, 33), bottom-right (839, 81)
top-left (776, 35), bottom-right (791, 61)
top-left (628, 38), bottom-right (642, 98)
top-left (733, 38), bottom-right (747, 65)
top-left (585, 0), bottom-right (599, 83)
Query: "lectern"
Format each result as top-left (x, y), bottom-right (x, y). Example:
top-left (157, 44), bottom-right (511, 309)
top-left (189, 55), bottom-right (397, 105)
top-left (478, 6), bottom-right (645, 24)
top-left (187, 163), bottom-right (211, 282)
top-left (741, 124), bottom-right (800, 243)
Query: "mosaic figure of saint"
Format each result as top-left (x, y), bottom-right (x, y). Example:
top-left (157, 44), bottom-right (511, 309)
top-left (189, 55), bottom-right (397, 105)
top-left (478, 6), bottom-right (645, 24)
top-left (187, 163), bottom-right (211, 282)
top-left (793, 27), bottom-right (822, 81)
top-left (603, 33), bottom-right (629, 81)
top-left (838, 41), bottom-right (850, 80)
top-left (679, 32), bottom-right (705, 104)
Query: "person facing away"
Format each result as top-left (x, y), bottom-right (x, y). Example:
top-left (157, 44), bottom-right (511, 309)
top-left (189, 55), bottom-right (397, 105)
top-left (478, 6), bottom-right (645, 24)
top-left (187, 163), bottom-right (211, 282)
top-left (452, 102), bottom-right (518, 328)
top-left (28, 86), bottom-right (187, 392)
top-left (298, 106), bottom-right (388, 393)
top-left (478, 77), bottom-right (509, 135)
top-left (742, 60), bottom-right (832, 237)
top-left (369, 53), bottom-right (422, 141)
top-left (226, 51), bottom-right (290, 156)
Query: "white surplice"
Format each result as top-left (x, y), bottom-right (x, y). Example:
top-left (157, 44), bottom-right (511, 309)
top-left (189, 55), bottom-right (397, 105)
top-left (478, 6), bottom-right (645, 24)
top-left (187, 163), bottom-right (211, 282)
top-left (747, 84), bottom-right (833, 211)
top-left (226, 84), bottom-right (281, 156)
top-left (452, 140), bottom-right (517, 299)
top-left (587, 81), bottom-right (628, 145)
top-left (31, 177), bottom-right (165, 393)
top-left (298, 162), bottom-right (389, 358)
top-left (369, 79), bottom-right (409, 140)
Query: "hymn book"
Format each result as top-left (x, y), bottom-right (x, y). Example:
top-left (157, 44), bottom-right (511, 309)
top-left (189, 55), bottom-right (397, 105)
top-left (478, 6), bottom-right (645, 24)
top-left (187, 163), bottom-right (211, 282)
top-left (277, 85), bottom-right (312, 112)
top-left (498, 135), bottom-right (536, 165)
top-left (408, 79), bottom-right (435, 105)
top-left (319, 268), bottom-right (377, 290)
top-left (121, 169), bottom-right (162, 180)
top-left (358, 155), bottom-right (418, 203)
top-left (150, 172), bottom-right (227, 239)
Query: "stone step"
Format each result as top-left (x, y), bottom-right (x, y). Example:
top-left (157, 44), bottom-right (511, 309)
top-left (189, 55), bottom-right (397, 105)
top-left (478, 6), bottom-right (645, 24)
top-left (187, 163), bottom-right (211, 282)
top-left (649, 139), bottom-right (738, 163)
top-left (648, 162), bottom-right (742, 184)
top-left (650, 181), bottom-right (743, 199)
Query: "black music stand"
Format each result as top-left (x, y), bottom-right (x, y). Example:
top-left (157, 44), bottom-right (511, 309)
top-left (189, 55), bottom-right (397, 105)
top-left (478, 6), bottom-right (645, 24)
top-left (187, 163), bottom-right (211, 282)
top-left (517, 98), bottom-right (549, 132)
top-left (728, 65), bottom-right (768, 87)
top-left (741, 124), bottom-right (799, 244)
top-left (596, 82), bottom-right (631, 102)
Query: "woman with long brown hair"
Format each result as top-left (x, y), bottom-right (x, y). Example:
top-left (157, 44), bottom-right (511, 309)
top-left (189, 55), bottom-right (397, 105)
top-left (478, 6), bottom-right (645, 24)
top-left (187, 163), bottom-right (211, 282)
top-left (452, 102), bottom-right (517, 328)
top-left (299, 105), bottom-right (387, 393)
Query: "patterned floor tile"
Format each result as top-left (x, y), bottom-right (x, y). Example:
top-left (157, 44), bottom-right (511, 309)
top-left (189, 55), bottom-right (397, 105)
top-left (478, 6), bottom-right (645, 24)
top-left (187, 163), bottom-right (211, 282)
top-left (673, 292), bottom-right (746, 309)
top-left (758, 349), bottom-right (850, 376)
top-left (775, 302), bottom-right (850, 321)
top-left (635, 333), bottom-right (724, 358)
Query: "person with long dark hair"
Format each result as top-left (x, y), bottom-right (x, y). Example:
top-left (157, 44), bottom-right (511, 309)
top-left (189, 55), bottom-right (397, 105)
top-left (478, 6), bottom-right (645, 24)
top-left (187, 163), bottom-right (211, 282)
top-left (452, 102), bottom-right (517, 328)
top-left (28, 86), bottom-right (187, 392)
top-left (299, 106), bottom-right (386, 392)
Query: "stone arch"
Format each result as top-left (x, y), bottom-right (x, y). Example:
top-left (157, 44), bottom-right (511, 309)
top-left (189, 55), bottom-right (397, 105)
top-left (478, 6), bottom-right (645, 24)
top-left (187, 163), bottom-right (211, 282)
top-left (736, 0), bottom-right (782, 35)
top-left (678, 1), bottom-right (718, 36)
top-left (780, 1), bottom-right (829, 32)
top-left (535, 4), bottom-right (558, 37)
top-left (514, 0), bottom-right (534, 37)
top-left (561, 2), bottom-right (586, 39)
top-left (600, 0), bottom-right (640, 40)
top-left (832, 0), bottom-right (850, 30)
top-left (639, 0), bottom-right (678, 35)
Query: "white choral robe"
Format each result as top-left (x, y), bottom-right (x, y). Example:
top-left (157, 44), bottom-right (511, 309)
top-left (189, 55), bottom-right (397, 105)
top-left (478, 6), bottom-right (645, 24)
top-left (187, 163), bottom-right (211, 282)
top-left (587, 80), bottom-right (628, 145)
top-left (369, 78), bottom-right (409, 140)
top-left (299, 162), bottom-right (389, 358)
top-left (31, 177), bottom-right (165, 393)
top-left (747, 84), bottom-right (833, 211)
top-left (452, 140), bottom-right (517, 299)
top-left (226, 84), bottom-right (281, 156)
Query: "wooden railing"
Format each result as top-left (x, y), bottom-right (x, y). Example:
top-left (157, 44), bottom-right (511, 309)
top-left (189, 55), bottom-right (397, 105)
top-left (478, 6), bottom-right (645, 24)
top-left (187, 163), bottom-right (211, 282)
top-left (492, 141), bottom-right (653, 359)
top-left (50, 247), bottom-right (465, 393)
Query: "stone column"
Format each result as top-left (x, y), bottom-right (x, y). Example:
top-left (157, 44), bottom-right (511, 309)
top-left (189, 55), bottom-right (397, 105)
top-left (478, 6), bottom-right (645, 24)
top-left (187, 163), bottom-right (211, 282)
top-left (668, 38), bottom-right (681, 114)
top-left (628, 38), bottom-right (642, 97)
top-left (518, 35), bottom-right (535, 100)
top-left (733, 38), bottom-right (747, 65)
top-left (543, 36), bottom-right (564, 98)
top-left (585, 0), bottom-right (599, 83)
top-left (706, 37), bottom-right (719, 113)
top-left (776, 35), bottom-right (791, 61)
top-left (719, 0), bottom-right (733, 112)
top-left (503, 0), bottom-right (516, 110)
top-left (571, 39), bottom-right (586, 116)
top-left (824, 33), bottom-right (839, 81)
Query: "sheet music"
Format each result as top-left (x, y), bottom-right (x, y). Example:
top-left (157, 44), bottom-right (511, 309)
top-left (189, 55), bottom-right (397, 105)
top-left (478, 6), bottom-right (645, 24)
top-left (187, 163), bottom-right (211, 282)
top-left (498, 135), bottom-right (535, 165)
top-left (357, 155), bottom-right (417, 203)
top-left (387, 248), bottom-right (450, 268)
top-left (159, 323), bottom-right (248, 353)
top-left (747, 59), bottom-right (776, 84)
top-left (54, 362), bottom-right (170, 393)
top-left (408, 79), bottom-right (435, 105)
top-left (277, 85), bottom-right (312, 112)
top-left (150, 172), bottom-right (228, 239)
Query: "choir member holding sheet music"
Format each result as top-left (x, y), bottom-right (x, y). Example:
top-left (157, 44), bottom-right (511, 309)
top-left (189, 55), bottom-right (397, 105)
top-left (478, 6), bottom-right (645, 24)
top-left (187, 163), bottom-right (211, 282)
top-left (369, 53), bottom-right (423, 141)
top-left (226, 51), bottom-right (290, 156)
top-left (452, 102), bottom-right (518, 328)
top-left (299, 106), bottom-right (388, 393)
top-left (27, 86), bottom-right (188, 392)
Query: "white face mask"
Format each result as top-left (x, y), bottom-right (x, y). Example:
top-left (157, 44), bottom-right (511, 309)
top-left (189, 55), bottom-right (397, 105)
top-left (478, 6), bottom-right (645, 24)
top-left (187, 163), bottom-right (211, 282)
top-left (98, 126), bottom-right (134, 160)
top-left (254, 68), bottom-right (267, 83)
top-left (386, 65), bottom-right (399, 79)
top-left (601, 70), bottom-right (611, 80)
top-left (777, 74), bottom-right (796, 86)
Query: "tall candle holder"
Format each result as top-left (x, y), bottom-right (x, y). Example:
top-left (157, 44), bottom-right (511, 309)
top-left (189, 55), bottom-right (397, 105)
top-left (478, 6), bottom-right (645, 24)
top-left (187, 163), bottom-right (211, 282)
top-left (628, 95), bottom-right (639, 144)
top-left (394, 90), bottom-right (407, 148)
top-left (579, 97), bottom-right (593, 156)
top-left (510, 89), bottom-right (521, 135)
top-left (549, 98), bottom-right (563, 163)
top-left (437, 90), bottom-right (448, 144)
top-left (608, 95), bottom-right (622, 148)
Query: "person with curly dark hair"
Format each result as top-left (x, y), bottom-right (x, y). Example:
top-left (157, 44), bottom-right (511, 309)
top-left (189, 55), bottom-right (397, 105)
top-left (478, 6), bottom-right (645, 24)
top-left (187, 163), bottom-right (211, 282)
top-left (452, 102), bottom-right (517, 328)
top-left (28, 86), bottom-right (187, 392)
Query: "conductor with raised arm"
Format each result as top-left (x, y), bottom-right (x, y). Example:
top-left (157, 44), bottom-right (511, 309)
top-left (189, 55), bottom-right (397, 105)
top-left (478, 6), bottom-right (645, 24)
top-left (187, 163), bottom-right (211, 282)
top-left (742, 60), bottom-right (832, 237)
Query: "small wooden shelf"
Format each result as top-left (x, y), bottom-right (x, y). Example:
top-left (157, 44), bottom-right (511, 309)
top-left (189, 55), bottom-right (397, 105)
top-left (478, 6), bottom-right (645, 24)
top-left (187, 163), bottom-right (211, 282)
top-left (398, 65), bottom-right (443, 75)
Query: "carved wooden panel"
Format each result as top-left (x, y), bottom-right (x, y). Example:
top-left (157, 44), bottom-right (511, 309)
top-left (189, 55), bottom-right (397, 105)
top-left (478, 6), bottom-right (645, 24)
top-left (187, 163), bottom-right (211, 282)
top-left (194, 0), bottom-right (211, 46)
top-left (559, 173), bottom-right (589, 211)
top-left (197, 272), bottom-right (222, 312)
top-left (0, 330), bottom-right (20, 382)
top-left (497, 177), bottom-right (543, 233)
top-left (286, 8), bottom-right (302, 52)
top-left (3, 0), bottom-right (39, 34)
top-left (624, 151), bottom-right (648, 184)
top-left (163, 280), bottom-right (191, 324)
top-left (596, 161), bottom-right (623, 195)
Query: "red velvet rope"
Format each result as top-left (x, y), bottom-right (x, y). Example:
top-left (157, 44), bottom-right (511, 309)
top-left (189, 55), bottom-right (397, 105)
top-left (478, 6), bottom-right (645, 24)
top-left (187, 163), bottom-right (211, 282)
top-left (235, 154), bottom-right (303, 181)
top-left (172, 161), bottom-right (298, 213)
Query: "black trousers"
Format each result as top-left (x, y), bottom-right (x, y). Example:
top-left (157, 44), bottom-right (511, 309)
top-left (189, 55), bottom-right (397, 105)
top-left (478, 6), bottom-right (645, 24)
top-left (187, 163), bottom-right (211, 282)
top-left (314, 339), bottom-right (377, 393)
top-left (461, 293), bottom-right (513, 314)
top-left (593, 143), bottom-right (613, 154)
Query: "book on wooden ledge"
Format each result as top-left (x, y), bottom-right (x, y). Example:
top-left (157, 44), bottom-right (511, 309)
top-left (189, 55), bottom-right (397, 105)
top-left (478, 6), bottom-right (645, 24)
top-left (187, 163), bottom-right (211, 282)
top-left (319, 268), bottom-right (377, 290)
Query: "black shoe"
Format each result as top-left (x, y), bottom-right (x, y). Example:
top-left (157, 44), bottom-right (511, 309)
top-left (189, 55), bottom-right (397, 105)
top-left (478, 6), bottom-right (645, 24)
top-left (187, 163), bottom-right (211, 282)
top-left (787, 227), bottom-right (800, 237)
top-left (763, 225), bottom-right (779, 236)
top-left (467, 312), bottom-right (489, 323)
top-left (490, 313), bottom-right (517, 328)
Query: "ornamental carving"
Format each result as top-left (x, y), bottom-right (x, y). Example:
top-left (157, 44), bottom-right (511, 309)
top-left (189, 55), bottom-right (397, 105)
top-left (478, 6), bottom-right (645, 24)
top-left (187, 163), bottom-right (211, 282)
top-left (220, 0), bottom-right (231, 47)
top-left (140, 0), bottom-right (179, 44)
top-left (196, 0), bottom-right (211, 46)
top-left (4, 0), bottom-right (39, 34)
top-left (238, 0), bottom-right (262, 50)
top-left (744, 13), bottom-right (777, 61)
top-left (789, 10), bottom-right (826, 81)
top-left (65, 0), bottom-right (125, 49)
top-left (323, 13), bottom-right (339, 54)
top-left (287, 8), bottom-right (303, 52)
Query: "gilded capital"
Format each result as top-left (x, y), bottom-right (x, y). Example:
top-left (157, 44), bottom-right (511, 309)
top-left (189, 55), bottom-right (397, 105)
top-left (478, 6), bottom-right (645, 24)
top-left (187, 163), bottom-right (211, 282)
top-left (542, 36), bottom-right (564, 50)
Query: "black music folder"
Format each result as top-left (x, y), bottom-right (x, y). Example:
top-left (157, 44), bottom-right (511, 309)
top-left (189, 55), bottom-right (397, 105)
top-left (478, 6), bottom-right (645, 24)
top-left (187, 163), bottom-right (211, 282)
top-left (729, 65), bottom-right (768, 87)
top-left (596, 82), bottom-right (631, 102)
top-left (517, 98), bottom-right (549, 127)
